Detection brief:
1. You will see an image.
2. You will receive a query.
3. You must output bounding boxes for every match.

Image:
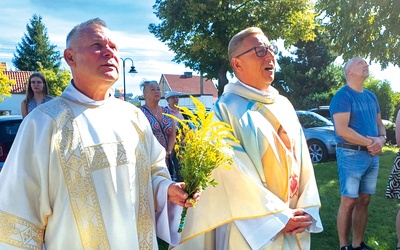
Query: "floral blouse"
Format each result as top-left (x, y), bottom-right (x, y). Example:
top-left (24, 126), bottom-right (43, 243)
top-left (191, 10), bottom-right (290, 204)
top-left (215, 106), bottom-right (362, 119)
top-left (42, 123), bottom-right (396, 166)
top-left (139, 106), bottom-right (174, 149)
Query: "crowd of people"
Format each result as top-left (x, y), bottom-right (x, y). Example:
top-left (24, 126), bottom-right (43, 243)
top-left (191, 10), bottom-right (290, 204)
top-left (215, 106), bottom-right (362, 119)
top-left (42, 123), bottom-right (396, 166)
top-left (0, 17), bottom-right (399, 250)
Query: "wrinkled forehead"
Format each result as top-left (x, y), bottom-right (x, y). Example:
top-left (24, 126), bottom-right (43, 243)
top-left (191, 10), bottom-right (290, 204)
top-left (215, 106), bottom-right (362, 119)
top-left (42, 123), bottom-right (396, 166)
top-left (82, 25), bottom-right (117, 44)
top-left (148, 82), bottom-right (159, 88)
top-left (143, 82), bottom-right (159, 91)
top-left (351, 57), bottom-right (367, 66)
top-left (243, 33), bottom-right (270, 47)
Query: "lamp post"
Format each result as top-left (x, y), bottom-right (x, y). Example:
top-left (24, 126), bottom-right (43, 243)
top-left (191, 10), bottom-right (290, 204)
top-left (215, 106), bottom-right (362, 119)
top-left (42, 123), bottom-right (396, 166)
top-left (121, 57), bottom-right (138, 101)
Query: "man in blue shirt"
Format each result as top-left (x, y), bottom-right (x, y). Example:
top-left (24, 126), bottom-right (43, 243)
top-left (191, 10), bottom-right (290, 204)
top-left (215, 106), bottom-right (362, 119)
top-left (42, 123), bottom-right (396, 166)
top-left (330, 56), bottom-right (386, 250)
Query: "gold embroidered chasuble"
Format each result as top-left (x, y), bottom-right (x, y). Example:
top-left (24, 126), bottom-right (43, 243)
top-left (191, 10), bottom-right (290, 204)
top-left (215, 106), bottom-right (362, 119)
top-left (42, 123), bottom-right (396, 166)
top-left (174, 82), bottom-right (322, 250)
top-left (0, 88), bottom-right (177, 249)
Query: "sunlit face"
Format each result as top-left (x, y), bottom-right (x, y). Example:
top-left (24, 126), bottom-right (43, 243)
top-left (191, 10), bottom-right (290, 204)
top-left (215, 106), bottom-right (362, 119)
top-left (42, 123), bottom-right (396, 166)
top-left (167, 95), bottom-right (179, 108)
top-left (30, 76), bottom-right (44, 93)
top-left (233, 33), bottom-right (276, 91)
top-left (348, 57), bottom-right (369, 79)
top-left (65, 24), bottom-right (120, 91)
top-left (144, 83), bottom-right (161, 102)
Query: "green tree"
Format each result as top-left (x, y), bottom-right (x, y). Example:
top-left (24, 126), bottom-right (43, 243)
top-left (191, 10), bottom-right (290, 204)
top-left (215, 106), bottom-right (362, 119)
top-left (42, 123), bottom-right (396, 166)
top-left (316, 0), bottom-right (400, 68)
top-left (38, 63), bottom-right (71, 97)
top-left (364, 78), bottom-right (395, 120)
top-left (393, 92), bottom-right (400, 121)
top-left (364, 79), bottom-right (396, 145)
top-left (274, 29), bottom-right (344, 109)
top-left (149, 0), bottom-right (317, 96)
top-left (12, 14), bottom-right (61, 71)
top-left (0, 72), bottom-right (16, 103)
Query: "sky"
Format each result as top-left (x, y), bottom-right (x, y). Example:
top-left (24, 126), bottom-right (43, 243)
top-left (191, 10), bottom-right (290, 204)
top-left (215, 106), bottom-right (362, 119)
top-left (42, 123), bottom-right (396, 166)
top-left (0, 0), bottom-right (193, 97)
top-left (0, 0), bottom-right (399, 97)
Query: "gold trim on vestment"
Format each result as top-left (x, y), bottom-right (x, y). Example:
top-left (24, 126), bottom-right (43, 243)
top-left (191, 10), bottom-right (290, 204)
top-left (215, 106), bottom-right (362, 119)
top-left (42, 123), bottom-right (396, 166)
top-left (49, 100), bottom-right (111, 249)
top-left (133, 122), bottom-right (154, 249)
top-left (0, 210), bottom-right (44, 249)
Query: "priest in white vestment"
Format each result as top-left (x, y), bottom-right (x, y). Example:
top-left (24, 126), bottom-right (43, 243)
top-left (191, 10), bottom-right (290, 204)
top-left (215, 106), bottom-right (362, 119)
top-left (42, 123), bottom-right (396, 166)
top-left (174, 27), bottom-right (323, 249)
top-left (0, 18), bottom-right (197, 249)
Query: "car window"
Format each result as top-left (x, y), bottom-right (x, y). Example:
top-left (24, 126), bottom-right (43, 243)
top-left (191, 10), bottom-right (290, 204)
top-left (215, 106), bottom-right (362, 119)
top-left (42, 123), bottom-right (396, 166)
top-left (0, 120), bottom-right (22, 153)
top-left (314, 109), bottom-right (331, 119)
top-left (0, 121), bottom-right (21, 136)
top-left (297, 112), bottom-right (333, 128)
top-left (5, 123), bottom-right (20, 136)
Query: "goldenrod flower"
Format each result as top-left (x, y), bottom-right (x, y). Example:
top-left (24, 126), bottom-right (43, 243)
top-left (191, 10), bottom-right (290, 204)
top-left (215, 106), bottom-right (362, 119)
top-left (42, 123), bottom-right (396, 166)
top-left (165, 96), bottom-right (239, 233)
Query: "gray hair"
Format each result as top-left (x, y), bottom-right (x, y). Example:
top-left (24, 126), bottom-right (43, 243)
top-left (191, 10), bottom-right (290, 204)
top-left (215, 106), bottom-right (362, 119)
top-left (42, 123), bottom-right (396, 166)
top-left (140, 80), bottom-right (158, 93)
top-left (228, 27), bottom-right (265, 62)
top-left (343, 56), bottom-right (364, 78)
top-left (66, 18), bottom-right (107, 48)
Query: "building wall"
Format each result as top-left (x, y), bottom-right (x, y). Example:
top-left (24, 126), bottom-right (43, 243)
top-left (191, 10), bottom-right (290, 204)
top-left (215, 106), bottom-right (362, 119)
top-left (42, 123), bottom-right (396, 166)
top-left (0, 94), bottom-right (25, 115)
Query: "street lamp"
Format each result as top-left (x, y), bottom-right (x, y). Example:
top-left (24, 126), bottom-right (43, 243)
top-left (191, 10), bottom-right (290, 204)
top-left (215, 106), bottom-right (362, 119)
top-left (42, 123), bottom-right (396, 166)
top-left (121, 57), bottom-right (138, 101)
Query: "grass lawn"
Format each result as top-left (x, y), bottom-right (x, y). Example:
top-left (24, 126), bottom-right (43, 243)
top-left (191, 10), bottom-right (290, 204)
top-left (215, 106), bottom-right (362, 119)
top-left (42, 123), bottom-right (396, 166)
top-left (159, 146), bottom-right (400, 249)
top-left (311, 146), bottom-right (399, 249)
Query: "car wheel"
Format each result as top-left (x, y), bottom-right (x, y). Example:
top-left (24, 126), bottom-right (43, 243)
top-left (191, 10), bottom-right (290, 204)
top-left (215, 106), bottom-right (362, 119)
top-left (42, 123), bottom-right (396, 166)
top-left (307, 140), bottom-right (328, 163)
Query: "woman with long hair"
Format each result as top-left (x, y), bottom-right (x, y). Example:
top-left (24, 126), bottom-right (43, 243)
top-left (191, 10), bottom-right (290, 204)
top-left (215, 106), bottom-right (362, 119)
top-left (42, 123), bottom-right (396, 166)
top-left (21, 72), bottom-right (53, 118)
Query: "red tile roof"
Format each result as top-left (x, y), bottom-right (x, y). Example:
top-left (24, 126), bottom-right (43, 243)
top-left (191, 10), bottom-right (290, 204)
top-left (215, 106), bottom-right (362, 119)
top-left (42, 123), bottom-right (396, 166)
top-left (160, 73), bottom-right (217, 99)
top-left (3, 71), bottom-right (33, 94)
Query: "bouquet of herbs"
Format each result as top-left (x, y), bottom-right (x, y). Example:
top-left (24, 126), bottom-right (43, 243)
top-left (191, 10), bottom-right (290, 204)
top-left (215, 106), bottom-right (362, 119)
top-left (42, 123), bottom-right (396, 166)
top-left (165, 96), bottom-right (239, 233)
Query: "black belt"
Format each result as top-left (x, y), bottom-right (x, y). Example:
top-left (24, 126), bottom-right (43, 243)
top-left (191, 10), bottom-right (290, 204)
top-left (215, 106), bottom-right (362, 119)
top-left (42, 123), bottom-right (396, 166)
top-left (337, 142), bottom-right (368, 151)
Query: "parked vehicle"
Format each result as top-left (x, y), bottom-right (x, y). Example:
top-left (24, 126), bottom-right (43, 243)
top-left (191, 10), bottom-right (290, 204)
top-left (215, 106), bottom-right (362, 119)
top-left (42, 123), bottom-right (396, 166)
top-left (296, 110), bottom-right (336, 163)
top-left (308, 106), bottom-right (332, 121)
top-left (0, 115), bottom-right (23, 170)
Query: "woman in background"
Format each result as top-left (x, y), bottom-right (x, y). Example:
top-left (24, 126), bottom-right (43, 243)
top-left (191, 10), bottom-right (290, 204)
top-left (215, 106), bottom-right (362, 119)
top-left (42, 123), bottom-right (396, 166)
top-left (385, 109), bottom-right (400, 249)
top-left (21, 72), bottom-right (52, 118)
top-left (139, 80), bottom-right (176, 178)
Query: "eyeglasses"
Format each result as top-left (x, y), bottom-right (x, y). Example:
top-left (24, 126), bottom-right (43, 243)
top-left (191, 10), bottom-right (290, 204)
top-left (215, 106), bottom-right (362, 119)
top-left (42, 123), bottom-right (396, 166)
top-left (235, 44), bottom-right (278, 58)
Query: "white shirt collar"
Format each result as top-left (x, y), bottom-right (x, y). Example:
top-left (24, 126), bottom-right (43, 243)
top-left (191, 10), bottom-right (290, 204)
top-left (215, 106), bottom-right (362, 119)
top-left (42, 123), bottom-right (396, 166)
top-left (61, 81), bottom-right (114, 106)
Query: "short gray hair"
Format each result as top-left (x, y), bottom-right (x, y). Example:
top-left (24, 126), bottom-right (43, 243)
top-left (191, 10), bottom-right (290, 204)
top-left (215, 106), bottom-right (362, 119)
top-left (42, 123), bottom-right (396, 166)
top-left (66, 18), bottom-right (107, 48)
top-left (140, 80), bottom-right (158, 93)
top-left (343, 56), bottom-right (364, 78)
top-left (228, 27), bottom-right (265, 62)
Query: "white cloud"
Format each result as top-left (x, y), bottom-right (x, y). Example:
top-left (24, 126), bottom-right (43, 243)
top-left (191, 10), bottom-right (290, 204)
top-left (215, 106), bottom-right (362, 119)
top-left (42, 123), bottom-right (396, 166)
top-left (0, 0), bottom-right (193, 98)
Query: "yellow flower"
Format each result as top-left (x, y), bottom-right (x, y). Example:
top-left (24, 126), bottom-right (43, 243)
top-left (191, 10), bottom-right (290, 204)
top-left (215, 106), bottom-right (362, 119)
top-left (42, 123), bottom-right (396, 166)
top-left (165, 96), bottom-right (239, 232)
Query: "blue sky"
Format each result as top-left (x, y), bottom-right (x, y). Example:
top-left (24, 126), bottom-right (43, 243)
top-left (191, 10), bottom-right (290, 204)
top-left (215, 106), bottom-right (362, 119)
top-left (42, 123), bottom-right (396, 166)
top-left (0, 0), bottom-right (192, 96)
top-left (0, 0), bottom-right (399, 96)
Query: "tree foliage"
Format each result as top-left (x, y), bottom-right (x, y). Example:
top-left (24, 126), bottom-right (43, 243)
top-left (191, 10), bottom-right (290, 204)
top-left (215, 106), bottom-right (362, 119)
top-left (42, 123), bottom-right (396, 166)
top-left (393, 93), bottom-right (400, 122)
top-left (12, 14), bottom-right (61, 72)
top-left (0, 72), bottom-right (16, 103)
top-left (364, 78), bottom-right (395, 120)
top-left (37, 63), bottom-right (71, 97)
top-left (274, 29), bottom-right (344, 109)
top-left (316, 0), bottom-right (400, 68)
top-left (149, 0), bottom-right (318, 96)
